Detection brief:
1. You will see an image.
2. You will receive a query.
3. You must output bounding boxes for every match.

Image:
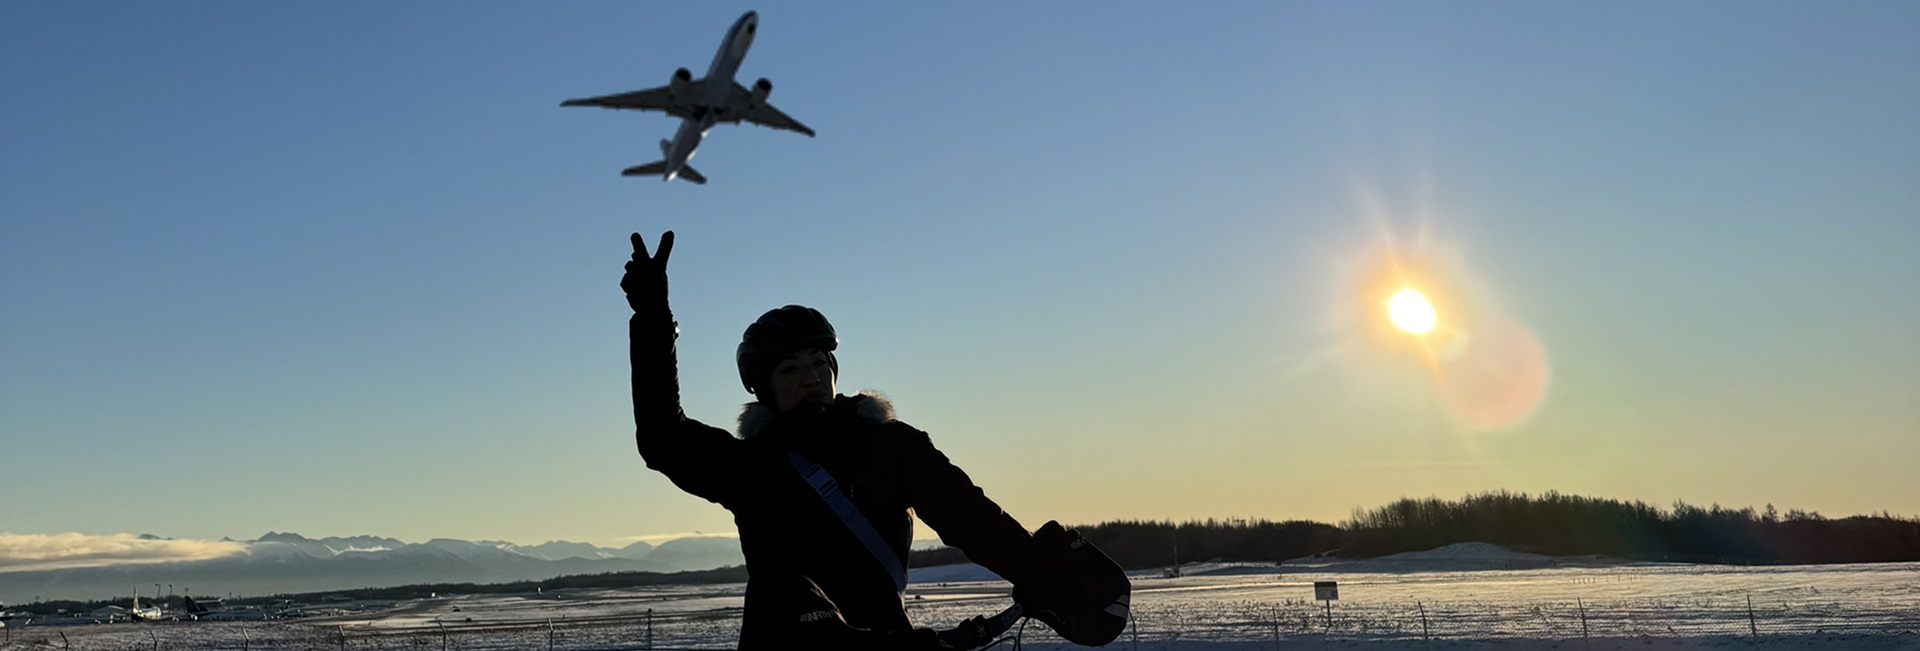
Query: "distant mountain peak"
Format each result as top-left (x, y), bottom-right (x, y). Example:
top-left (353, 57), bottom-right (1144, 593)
top-left (521, 540), bottom-right (613, 561)
top-left (1, 532), bottom-right (725, 602)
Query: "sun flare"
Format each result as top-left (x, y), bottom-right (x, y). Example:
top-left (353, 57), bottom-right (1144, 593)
top-left (1388, 288), bottom-right (1437, 335)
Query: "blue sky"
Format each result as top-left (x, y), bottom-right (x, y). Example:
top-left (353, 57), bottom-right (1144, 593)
top-left (3, 2), bottom-right (1916, 551)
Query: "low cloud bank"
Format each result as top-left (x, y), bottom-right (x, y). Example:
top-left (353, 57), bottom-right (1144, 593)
top-left (622, 532), bottom-right (739, 545)
top-left (0, 532), bottom-right (245, 572)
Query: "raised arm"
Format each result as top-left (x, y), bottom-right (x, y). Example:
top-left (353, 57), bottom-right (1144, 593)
top-left (625, 232), bottom-right (681, 429)
top-left (624, 232), bottom-right (744, 504)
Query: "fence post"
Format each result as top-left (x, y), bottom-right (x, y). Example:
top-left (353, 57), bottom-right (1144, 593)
top-left (148, 629), bottom-right (157, 651)
top-left (1271, 603), bottom-right (1281, 648)
top-left (1577, 597), bottom-right (1588, 640)
top-left (60, 631), bottom-right (70, 649)
top-left (242, 625), bottom-right (250, 651)
top-left (548, 617), bottom-right (555, 651)
top-left (1747, 594), bottom-right (1758, 637)
top-left (646, 608), bottom-right (654, 651)
top-left (338, 625), bottom-right (347, 651)
top-left (1418, 601), bottom-right (1430, 643)
top-left (1131, 612), bottom-right (1139, 651)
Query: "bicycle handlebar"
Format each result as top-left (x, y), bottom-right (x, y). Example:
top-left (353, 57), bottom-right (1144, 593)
top-left (935, 602), bottom-right (1024, 650)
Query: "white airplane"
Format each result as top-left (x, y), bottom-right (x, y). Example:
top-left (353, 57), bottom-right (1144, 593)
top-left (129, 592), bottom-right (164, 622)
top-left (562, 11), bottom-right (814, 184)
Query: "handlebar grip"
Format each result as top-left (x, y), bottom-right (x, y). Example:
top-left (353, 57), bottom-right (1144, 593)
top-left (935, 603), bottom-right (1024, 650)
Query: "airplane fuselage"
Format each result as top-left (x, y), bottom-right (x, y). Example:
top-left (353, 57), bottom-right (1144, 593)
top-left (663, 12), bottom-right (757, 182)
top-left (666, 114), bottom-right (713, 179)
top-left (705, 12), bottom-right (754, 87)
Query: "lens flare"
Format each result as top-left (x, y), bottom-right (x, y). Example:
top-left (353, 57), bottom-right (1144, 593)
top-left (1437, 318), bottom-right (1551, 430)
top-left (1352, 246), bottom-right (1552, 431)
top-left (1388, 288), bottom-right (1437, 335)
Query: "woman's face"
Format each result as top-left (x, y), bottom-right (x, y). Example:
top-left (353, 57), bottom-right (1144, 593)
top-left (770, 348), bottom-right (835, 413)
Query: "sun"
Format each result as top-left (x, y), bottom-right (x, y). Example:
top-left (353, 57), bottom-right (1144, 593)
top-left (1388, 288), bottom-right (1437, 335)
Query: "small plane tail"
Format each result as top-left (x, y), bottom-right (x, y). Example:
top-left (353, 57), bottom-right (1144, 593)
top-left (620, 161), bottom-right (707, 185)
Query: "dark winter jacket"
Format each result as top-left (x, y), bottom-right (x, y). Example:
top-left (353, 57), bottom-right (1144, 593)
top-left (630, 314), bottom-right (1036, 650)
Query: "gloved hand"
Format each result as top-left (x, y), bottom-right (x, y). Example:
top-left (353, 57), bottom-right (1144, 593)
top-left (1011, 521), bottom-right (1130, 647)
top-left (622, 231), bottom-right (674, 315)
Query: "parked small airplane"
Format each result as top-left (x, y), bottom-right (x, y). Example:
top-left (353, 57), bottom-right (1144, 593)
top-left (562, 11), bottom-right (814, 184)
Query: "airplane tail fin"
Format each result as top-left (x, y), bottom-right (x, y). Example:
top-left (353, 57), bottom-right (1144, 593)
top-left (620, 161), bottom-right (707, 184)
top-left (659, 139), bottom-right (673, 155)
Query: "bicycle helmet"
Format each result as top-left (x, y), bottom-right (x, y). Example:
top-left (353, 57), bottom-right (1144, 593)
top-left (737, 305), bottom-right (839, 397)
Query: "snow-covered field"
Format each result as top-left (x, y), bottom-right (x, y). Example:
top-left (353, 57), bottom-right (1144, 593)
top-left (6, 547), bottom-right (1915, 650)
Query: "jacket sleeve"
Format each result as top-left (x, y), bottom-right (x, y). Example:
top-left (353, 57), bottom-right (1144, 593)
top-left (899, 426), bottom-right (1036, 587)
top-left (631, 311), bottom-right (746, 506)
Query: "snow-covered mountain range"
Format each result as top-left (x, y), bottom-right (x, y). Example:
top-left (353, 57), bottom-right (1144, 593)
top-left (0, 533), bottom-right (744, 604)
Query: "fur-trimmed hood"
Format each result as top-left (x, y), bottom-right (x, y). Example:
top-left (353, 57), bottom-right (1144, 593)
top-left (737, 390), bottom-right (896, 439)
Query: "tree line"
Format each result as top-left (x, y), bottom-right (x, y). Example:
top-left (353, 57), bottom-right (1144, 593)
top-left (1336, 490), bottom-right (1919, 565)
top-left (911, 491), bottom-right (1918, 569)
top-left (7, 567), bottom-right (752, 615)
top-left (1029, 491), bottom-right (1919, 570)
top-left (13, 492), bottom-right (1913, 613)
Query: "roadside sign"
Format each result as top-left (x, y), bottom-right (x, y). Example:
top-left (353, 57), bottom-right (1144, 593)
top-left (1314, 581), bottom-right (1338, 601)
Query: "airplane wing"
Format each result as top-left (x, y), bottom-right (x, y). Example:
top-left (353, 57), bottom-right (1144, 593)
top-left (561, 85), bottom-right (700, 120)
top-left (620, 161), bottom-right (671, 177)
top-left (721, 82), bottom-right (816, 136)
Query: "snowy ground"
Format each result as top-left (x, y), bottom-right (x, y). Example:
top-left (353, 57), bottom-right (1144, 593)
top-left (5, 548), bottom-right (1915, 650)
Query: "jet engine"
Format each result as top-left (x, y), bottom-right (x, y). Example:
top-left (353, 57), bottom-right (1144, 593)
top-left (669, 68), bottom-right (693, 99)
top-left (750, 78), bottom-right (773, 107)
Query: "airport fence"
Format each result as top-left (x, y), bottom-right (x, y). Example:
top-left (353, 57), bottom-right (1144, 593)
top-left (0, 611), bottom-right (726, 651)
top-left (1113, 594), bottom-right (1920, 647)
top-left (4, 596), bottom-right (1917, 651)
